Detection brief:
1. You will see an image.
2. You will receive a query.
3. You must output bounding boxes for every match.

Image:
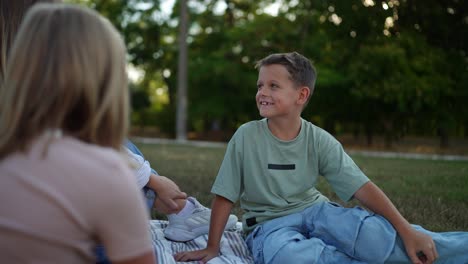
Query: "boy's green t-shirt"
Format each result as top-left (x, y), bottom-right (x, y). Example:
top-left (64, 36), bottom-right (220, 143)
top-left (211, 118), bottom-right (369, 232)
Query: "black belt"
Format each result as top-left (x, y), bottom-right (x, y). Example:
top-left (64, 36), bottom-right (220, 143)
top-left (246, 217), bottom-right (257, 227)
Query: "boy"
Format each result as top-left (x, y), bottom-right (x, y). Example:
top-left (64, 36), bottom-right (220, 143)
top-left (174, 52), bottom-right (468, 264)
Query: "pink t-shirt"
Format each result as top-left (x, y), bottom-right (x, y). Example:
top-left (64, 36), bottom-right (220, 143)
top-left (0, 135), bottom-right (153, 263)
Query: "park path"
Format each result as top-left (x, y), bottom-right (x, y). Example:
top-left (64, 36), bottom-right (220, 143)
top-left (133, 137), bottom-right (468, 161)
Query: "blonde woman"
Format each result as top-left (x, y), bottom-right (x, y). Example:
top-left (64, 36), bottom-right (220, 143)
top-left (2, 3), bottom-right (236, 263)
top-left (0, 3), bottom-right (155, 264)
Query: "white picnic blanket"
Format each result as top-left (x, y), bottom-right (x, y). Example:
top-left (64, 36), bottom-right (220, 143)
top-left (149, 220), bottom-right (254, 264)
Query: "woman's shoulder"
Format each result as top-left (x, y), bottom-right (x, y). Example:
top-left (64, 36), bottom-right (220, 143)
top-left (49, 136), bottom-right (131, 178)
top-left (61, 136), bottom-right (123, 160)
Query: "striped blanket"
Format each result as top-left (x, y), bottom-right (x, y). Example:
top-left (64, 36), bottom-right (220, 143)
top-left (149, 220), bottom-right (254, 264)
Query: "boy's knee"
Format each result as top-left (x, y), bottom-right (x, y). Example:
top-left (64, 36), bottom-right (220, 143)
top-left (268, 239), bottom-right (324, 264)
top-left (354, 215), bottom-right (396, 262)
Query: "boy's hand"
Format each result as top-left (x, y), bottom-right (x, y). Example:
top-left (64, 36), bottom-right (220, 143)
top-left (174, 248), bottom-right (219, 263)
top-left (401, 228), bottom-right (438, 264)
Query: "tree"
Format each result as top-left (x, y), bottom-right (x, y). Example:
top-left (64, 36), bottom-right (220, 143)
top-left (75, 0), bottom-right (467, 143)
top-left (176, 0), bottom-right (188, 141)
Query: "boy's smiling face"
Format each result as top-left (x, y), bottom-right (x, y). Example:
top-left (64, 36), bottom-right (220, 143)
top-left (256, 64), bottom-right (304, 119)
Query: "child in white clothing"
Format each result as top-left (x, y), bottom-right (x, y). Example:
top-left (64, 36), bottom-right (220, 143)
top-left (124, 141), bottom-right (238, 242)
top-left (96, 142), bottom-right (238, 263)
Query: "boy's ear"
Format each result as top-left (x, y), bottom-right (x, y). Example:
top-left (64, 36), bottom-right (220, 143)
top-left (297, 86), bottom-right (310, 105)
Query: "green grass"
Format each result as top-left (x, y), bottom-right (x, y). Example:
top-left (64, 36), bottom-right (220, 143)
top-left (135, 141), bottom-right (468, 232)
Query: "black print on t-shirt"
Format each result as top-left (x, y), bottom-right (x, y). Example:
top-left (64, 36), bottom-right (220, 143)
top-left (267, 164), bottom-right (296, 170)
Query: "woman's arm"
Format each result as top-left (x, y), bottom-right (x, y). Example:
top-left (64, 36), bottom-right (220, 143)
top-left (174, 195), bottom-right (234, 263)
top-left (354, 181), bottom-right (438, 264)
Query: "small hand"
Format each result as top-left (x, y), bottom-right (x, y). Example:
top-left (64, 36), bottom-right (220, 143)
top-left (174, 248), bottom-right (219, 263)
top-left (401, 228), bottom-right (438, 264)
top-left (149, 175), bottom-right (187, 213)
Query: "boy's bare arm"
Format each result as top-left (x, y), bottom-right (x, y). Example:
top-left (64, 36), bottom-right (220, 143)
top-left (174, 195), bottom-right (234, 263)
top-left (354, 181), bottom-right (438, 264)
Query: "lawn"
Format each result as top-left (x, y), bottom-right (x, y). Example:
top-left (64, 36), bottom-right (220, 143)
top-left (134, 140), bottom-right (468, 232)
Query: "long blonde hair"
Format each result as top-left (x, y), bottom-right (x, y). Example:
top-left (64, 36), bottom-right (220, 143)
top-left (0, 3), bottom-right (129, 159)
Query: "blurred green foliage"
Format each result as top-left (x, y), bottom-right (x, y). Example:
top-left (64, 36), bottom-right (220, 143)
top-left (71, 0), bottom-right (468, 147)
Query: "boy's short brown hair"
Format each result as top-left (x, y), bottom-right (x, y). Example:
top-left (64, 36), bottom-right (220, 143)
top-left (255, 52), bottom-right (317, 101)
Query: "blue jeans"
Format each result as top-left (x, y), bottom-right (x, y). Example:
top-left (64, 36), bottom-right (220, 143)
top-left (96, 140), bottom-right (157, 264)
top-left (245, 202), bottom-right (468, 264)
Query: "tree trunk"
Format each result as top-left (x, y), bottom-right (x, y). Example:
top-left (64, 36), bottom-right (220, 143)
top-left (383, 119), bottom-right (393, 149)
top-left (437, 126), bottom-right (449, 149)
top-left (176, 0), bottom-right (188, 141)
top-left (365, 125), bottom-right (373, 146)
